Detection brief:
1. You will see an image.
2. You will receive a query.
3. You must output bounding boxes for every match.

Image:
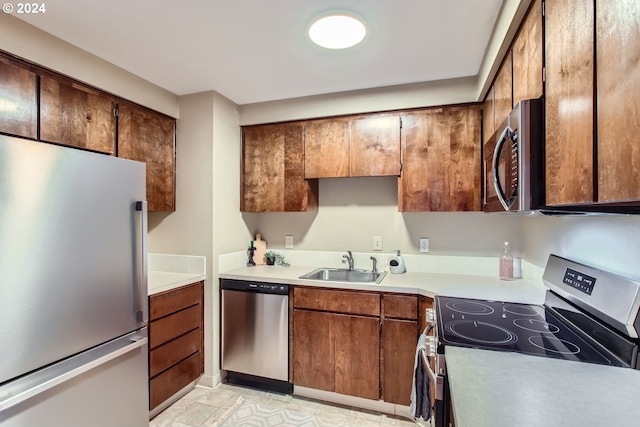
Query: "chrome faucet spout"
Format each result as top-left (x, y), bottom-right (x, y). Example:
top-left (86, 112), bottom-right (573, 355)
top-left (343, 251), bottom-right (354, 270)
top-left (370, 256), bottom-right (377, 273)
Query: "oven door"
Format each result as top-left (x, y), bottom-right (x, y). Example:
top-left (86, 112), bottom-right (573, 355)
top-left (483, 122), bottom-right (519, 212)
top-left (421, 311), bottom-right (450, 427)
top-left (419, 348), bottom-right (449, 427)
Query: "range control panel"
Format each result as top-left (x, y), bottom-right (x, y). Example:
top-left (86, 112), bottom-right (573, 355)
top-left (563, 268), bottom-right (596, 295)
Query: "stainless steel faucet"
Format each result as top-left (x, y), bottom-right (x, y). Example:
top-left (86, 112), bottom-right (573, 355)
top-left (343, 251), bottom-right (354, 270)
top-left (370, 256), bottom-right (377, 273)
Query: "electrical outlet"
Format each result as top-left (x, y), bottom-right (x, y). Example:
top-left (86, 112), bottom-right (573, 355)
top-left (373, 235), bottom-right (382, 251)
top-left (419, 238), bottom-right (429, 253)
top-left (285, 235), bottom-right (294, 249)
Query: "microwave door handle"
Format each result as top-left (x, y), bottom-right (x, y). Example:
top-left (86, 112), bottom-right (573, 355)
top-left (492, 127), bottom-right (512, 211)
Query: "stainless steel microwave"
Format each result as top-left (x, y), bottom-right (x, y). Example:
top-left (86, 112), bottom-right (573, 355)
top-left (483, 98), bottom-right (545, 212)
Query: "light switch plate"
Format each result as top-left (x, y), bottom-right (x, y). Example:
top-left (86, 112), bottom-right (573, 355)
top-left (373, 235), bottom-right (382, 251)
top-left (285, 235), bottom-right (294, 249)
top-left (419, 238), bottom-right (429, 253)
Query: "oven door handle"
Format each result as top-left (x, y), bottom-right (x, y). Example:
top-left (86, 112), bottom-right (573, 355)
top-left (420, 347), bottom-right (444, 400)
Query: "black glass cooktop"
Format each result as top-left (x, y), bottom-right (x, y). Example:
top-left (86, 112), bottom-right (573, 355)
top-left (435, 296), bottom-right (624, 366)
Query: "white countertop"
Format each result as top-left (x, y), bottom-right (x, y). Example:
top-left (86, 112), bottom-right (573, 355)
top-left (446, 346), bottom-right (640, 427)
top-left (148, 271), bottom-right (206, 295)
top-left (219, 265), bottom-right (547, 304)
top-left (220, 264), bottom-right (639, 426)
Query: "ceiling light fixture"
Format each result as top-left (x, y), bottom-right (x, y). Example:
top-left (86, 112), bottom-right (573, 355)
top-left (308, 14), bottom-right (366, 49)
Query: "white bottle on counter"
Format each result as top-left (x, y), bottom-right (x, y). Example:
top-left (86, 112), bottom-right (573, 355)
top-left (499, 241), bottom-right (514, 280)
top-left (389, 249), bottom-right (406, 274)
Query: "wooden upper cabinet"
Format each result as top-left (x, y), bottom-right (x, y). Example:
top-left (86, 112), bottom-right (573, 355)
top-left (304, 117), bottom-right (350, 178)
top-left (512, 0), bottom-right (543, 105)
top-left (596, 0), bottom-right (640, 202)
top-left (0, 56), bottom-right (37, 139)
top-left (304, 114), bottom-right (401, 178)
top-left (399, 105), bottom-right (481, 212)
top-left (241, 123), bottom-right (317, 212)
top-left (350, 115), bottom-right (401, 177)
top-left (117, 102), bottom-right (176, 212)
top-left (493, 51), bottom-right (513, 129)
top-left (482, 86), bottom-right (495, 144)
top-left (40, 75), bottom-right (116, 154)
top-left (545, 0), bottom-right (595, 206)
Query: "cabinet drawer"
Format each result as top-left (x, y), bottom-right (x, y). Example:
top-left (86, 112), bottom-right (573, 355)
top-left (150, 328), bottom-right (202, 378)
top-left (293, 287), bottom-right (380, 316)
top-left (150, 351), bottom-right (201, 410)
top-left (150, 281), bottom-right (203, 320)
top-left (149, 305), bottom-right (201, 349)
top-left (383, 295), bottom-right (418, 320)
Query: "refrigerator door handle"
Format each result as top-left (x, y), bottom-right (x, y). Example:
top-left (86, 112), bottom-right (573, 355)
top-left (135, 201), bottom-right (149, 324)
top-left (0, 329), bottom-right (148, 412)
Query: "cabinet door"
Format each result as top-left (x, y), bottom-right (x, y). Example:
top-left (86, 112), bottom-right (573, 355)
top-left (382, 318), bottom-right (417, 405)
top-left (399, 106), bottom-right (481, 212)
top-left (334, 313), bottom-right (380, 400)
top-left (0, 56), bottom-right (37, 139)
top-left (512, 0), bottom-right (543, 105)
top-left (241, 123), bottom-right (314, 212)
top-left (117, 103), bottom-right (176, 212)
top-left (40, 75), bottom-right (116, 154)
top-left (304, 117), bottom-right (350, 178)
top-left (350, 115), bottom-right (401, 177)
top-left (545, 0), bottom-right (595, 205)
top-left (292, 309), bottom-right (335, 392)
top-left (596, 0), bottom-right (640, 202)
top-left (482, 87), bottom-right (495, 145)
top-left (493, 51), bottom-right (513, 128)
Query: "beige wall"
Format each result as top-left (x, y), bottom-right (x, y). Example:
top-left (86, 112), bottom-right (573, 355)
top-left (522, 215), bottom-right (640, 279)
top-left (257, 177), bottom-right (523, 257)
top-left (148, 91), bottom-right (257, 385)
top-left (0, 14), bottom-right (178, 117)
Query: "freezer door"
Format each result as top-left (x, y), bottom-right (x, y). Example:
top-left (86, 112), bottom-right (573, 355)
top-left (0, 329), bottom-right (149, 427)
top-left (0, 135), bottom-right (147, 384)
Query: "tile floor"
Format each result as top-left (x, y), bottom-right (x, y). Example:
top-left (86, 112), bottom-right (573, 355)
top-left (150, 383), bottom-right (424, 427)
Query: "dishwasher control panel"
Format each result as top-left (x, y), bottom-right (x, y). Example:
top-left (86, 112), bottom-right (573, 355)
top-left (221, 279), bottom-right (289, 295)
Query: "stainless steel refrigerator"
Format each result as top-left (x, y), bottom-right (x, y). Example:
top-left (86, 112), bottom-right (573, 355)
top-left (0, 135), bottom-right (149, 426)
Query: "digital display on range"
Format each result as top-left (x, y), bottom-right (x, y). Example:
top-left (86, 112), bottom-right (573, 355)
top-left (563, 268), bottom-right (596, 295)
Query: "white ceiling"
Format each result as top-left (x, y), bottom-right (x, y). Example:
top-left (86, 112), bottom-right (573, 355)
top-left (18, 0), bottom-right (504, 105)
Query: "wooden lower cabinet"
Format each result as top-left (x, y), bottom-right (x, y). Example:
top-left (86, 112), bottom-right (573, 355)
top-left (381, 318), bottom-right (417, 405)
top-left (292, 309), bottom-right (335, 392)
top-left (292, 288), bottom-right (419, 405)
top-left (334, 313), bottom-right (380, 400)
top-left (149, 281), bottom-right (204, 411)
top-left (382, 294), bottom-right (419, 406)
top-left (150, 352), bottom-right (202, 410)
top-left (292, 309), bottom-right (380, 400)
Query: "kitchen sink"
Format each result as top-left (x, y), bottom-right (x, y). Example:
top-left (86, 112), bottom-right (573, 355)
top-left (299, 267), bottom-right (387, 284)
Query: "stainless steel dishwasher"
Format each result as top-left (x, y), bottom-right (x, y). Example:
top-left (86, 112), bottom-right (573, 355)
top-left (221, 279), bottom-right (292, 393)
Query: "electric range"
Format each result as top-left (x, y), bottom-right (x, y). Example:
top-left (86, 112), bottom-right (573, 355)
top-left (420, 254), bottom-right (640, 427)
top-left (436, 295), bottom-right (628, 366)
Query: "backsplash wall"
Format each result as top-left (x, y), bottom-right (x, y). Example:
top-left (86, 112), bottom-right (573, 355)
top-left (255, 176), bottom-right (522, 257)
top-left (522, 215), bottom-right (640, 279)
